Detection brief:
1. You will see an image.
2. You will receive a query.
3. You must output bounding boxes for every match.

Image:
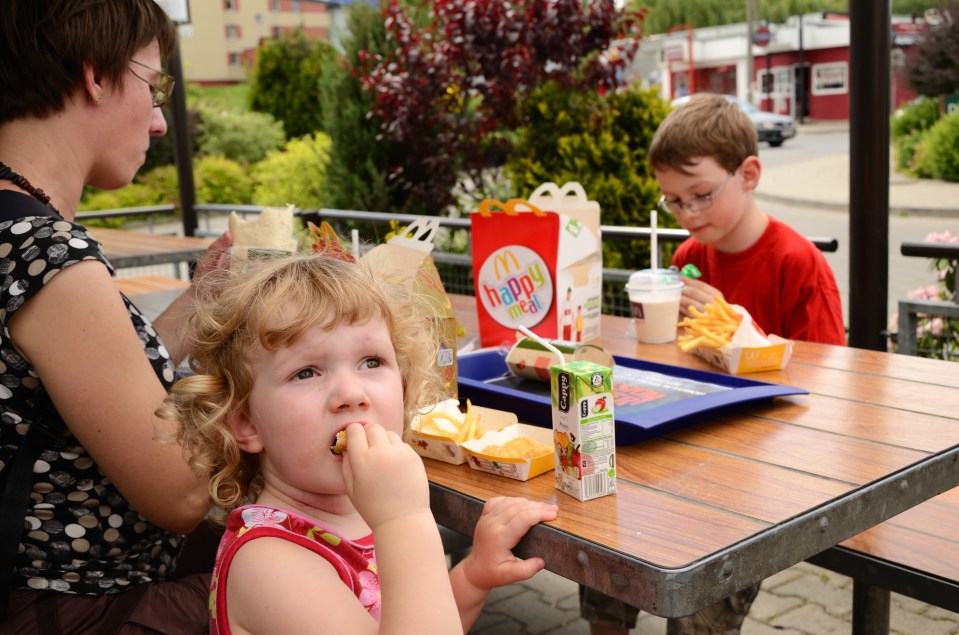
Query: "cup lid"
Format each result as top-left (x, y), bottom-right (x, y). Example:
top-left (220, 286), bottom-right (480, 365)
top-left (625, 268), bottom-right (683, 291)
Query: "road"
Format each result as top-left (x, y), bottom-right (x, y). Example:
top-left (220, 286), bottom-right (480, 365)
top-left (754, 129), bottom-right (956, 337)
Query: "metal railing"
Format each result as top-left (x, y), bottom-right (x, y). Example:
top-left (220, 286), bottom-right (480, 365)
top-left (896, 241), bottom-right (959, 359)
top-left (191, 204), bottom-right (839, 317)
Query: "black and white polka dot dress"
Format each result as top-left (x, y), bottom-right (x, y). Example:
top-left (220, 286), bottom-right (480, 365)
top-left (0, 211), bottom-right (183, 596)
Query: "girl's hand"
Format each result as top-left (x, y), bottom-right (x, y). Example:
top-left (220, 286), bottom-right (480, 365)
top-left (679, 277), bottom-right (724, 319)
top-left (460, 497), bottom-right (559, 590)
top-left (340, 422), bottom-right (431, 531)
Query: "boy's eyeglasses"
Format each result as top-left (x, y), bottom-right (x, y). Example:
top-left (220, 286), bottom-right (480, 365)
top-left (128, 60), bottom-right (175, 108)
top-left (657, 171), bottom-right (735, 215)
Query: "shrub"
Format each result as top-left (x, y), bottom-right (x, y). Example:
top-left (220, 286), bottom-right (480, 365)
top-left (891, 97), bottom-right (941, 178)
top-left (890, 96), bottom-right (940, 140)
top-left (251, 133), bottom-right (333, 209)
top-left (506, 83), bottom-right (673, 272)
top-left (197, 109), bottom-right (285, 165)
top-left (194, 156), bottom-right (254, 205)
top-left (918, 110), bottom-right (959, 183)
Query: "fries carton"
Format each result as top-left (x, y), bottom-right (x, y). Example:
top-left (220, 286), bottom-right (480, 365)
top-left (550, 360), bottom-right (616, 501)
top-left (681, 302), bottom-right (794, 374)
top-left (461, 424), bottom-right (554, 481)
top-left (410, 399), bottom-right (517, 465)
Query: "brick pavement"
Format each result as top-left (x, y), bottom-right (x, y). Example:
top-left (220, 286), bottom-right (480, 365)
top-left (469, 563), bottom-right (959, 634)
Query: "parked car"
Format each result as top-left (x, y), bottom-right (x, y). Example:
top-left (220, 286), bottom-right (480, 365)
top-left (671, 94), bottom-right (797, 147)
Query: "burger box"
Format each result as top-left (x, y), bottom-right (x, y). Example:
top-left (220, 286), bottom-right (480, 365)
top-left (410, 399), bottom-right (517, 465)
top-left (460, 423), bottom-right (554, 481)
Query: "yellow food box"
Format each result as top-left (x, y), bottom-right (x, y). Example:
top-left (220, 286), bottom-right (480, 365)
top-left (410, 399), bottom-right (516, 465)
top-left (461, 424), bottom-right (554, 481)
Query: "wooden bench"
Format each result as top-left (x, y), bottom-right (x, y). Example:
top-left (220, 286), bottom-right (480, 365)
top-left (114, 274), bottom-right (191, 297)
top-left (807, 485), bottom-right (959, 631)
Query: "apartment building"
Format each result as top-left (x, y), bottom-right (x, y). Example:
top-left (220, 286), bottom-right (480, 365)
top-left (176, 0), bottom-right (359, 85)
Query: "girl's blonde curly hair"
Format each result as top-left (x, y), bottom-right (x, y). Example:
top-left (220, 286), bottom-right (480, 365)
top-left (157, 254), bottom-right (446, 525)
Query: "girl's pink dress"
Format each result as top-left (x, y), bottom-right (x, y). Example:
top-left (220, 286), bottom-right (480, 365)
top-left (210, 505), bottom-right (380, 633)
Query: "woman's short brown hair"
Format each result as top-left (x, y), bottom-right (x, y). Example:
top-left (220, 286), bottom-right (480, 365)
top-left (0, 0), bottom-right (176, 123)
top-left (649, 93), bottom-right (759, 175)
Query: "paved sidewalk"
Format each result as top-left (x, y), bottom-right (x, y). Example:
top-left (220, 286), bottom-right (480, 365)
top-left (757, 120), bottom-right (959, 217)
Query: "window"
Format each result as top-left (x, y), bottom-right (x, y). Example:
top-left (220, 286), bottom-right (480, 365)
top-left (226, 25), bottom-right (240, 39)
top-left (292, 0), bottom-right (300, 11)
top-left (224, 0), bottom-right (238, 10)
top-left (811, 62), bottom-right (848, 96)
top-left (271, 0), bottom-right (279, 12)
top-left (228, 53), bottom-right (241, 67)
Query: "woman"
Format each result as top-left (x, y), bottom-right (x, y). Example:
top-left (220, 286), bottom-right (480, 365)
top-left (0, 2), bottom-right (230, 632)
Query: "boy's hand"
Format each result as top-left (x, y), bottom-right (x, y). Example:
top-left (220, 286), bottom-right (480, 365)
top-left (340, 422), bottom-right (431, 530)
top-left (679, 278), bottom-right (725, 319)
top-left (460, 497), bottom-right (559, 590)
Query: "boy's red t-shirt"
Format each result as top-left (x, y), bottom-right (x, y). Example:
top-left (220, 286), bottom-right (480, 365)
top-left (671, 216), bottom-right (846, 345)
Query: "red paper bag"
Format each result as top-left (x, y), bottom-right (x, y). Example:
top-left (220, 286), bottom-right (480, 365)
top-left (471, 199), bottom-right (560, 347)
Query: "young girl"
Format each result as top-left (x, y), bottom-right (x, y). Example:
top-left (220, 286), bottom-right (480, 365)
top-left (160, 254), bottom-right (558, 634)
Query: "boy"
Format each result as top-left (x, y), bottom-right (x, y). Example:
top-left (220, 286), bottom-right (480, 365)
top-left (656, 93), bottom-right (845, 345)
top-left (580, 93), bottom-right (844, 634)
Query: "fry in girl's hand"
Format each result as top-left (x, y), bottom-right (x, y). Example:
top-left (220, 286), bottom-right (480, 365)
top-left (676, 295), bottom-right (743, 352)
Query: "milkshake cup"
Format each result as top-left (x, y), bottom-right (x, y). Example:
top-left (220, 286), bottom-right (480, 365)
top-left (625, 269), bottom-right (684, 344)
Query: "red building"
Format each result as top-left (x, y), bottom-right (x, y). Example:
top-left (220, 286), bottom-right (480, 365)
top-left (632, 12), bottom-right (928, 120)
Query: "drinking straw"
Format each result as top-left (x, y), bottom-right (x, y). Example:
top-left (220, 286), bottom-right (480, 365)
top-left (351, 229), bottom-right (360, 260)
top-left (650, 210), bottom-right (659, 272)
top-left (518, 325), bottom-right (566, 365)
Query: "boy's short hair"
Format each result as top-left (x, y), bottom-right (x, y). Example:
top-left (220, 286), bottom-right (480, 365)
top-left (0, 0), bottom-right (176, 123)
top-left (159, 254), bottom-right (446, 523)
top-left (649, 93), bottom-right (759, 174)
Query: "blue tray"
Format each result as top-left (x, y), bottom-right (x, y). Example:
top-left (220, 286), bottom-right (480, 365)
top-left (457, 349), bottom-right (807, 445)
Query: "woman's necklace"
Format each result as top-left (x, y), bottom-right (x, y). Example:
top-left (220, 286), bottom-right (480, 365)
top-left (0, 160), bottom-right (63, 218)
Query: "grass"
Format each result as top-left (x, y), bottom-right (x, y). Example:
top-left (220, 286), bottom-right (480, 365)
top-left (186, 83), bottom-right (250, 112)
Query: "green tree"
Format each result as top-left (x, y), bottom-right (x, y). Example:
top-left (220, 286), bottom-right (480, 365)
top-left (318, 3), bottom-right (401, 214)
top-left (357, 0), bottom-right (644, 215)
top-left (248, 29), bottom-right (336, 139)
top-left (506, 83), bottom-right (673, 272)
top-left (907, 0), bottom-right (959, 97)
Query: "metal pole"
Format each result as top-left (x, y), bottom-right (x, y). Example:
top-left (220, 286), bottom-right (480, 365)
top-left (797, 15), bottom-right (805, 123)
top-left (746, 0), bottom-right (755, 103)
top-left (168, 45), bottom-right (198, 237)
top-left (847, 0), bottom-right (890, 350)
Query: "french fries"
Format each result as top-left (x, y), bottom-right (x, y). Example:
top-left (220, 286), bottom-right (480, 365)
top-left (415, 400), bottom-right (484, 443)
top-left (676, 295), bottom-right (743, 353)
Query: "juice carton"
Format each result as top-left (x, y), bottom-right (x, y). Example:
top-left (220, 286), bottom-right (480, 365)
top-left (550, 360), bottom-right (616, 501)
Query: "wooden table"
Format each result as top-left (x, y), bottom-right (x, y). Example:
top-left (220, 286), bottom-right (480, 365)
top-left (91, 227), bottom-right (213, 269)
top-left (428, 294), bottom-right (959, 620)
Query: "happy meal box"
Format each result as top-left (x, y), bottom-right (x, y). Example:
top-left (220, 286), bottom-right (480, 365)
top-left (470, 182), bottom-right (602, 348)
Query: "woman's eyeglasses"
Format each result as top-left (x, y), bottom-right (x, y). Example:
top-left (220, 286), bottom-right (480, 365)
top-left (128, 60), bottom-right (175, 108)
top-left (657, 171), bottom-right (735, 215)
